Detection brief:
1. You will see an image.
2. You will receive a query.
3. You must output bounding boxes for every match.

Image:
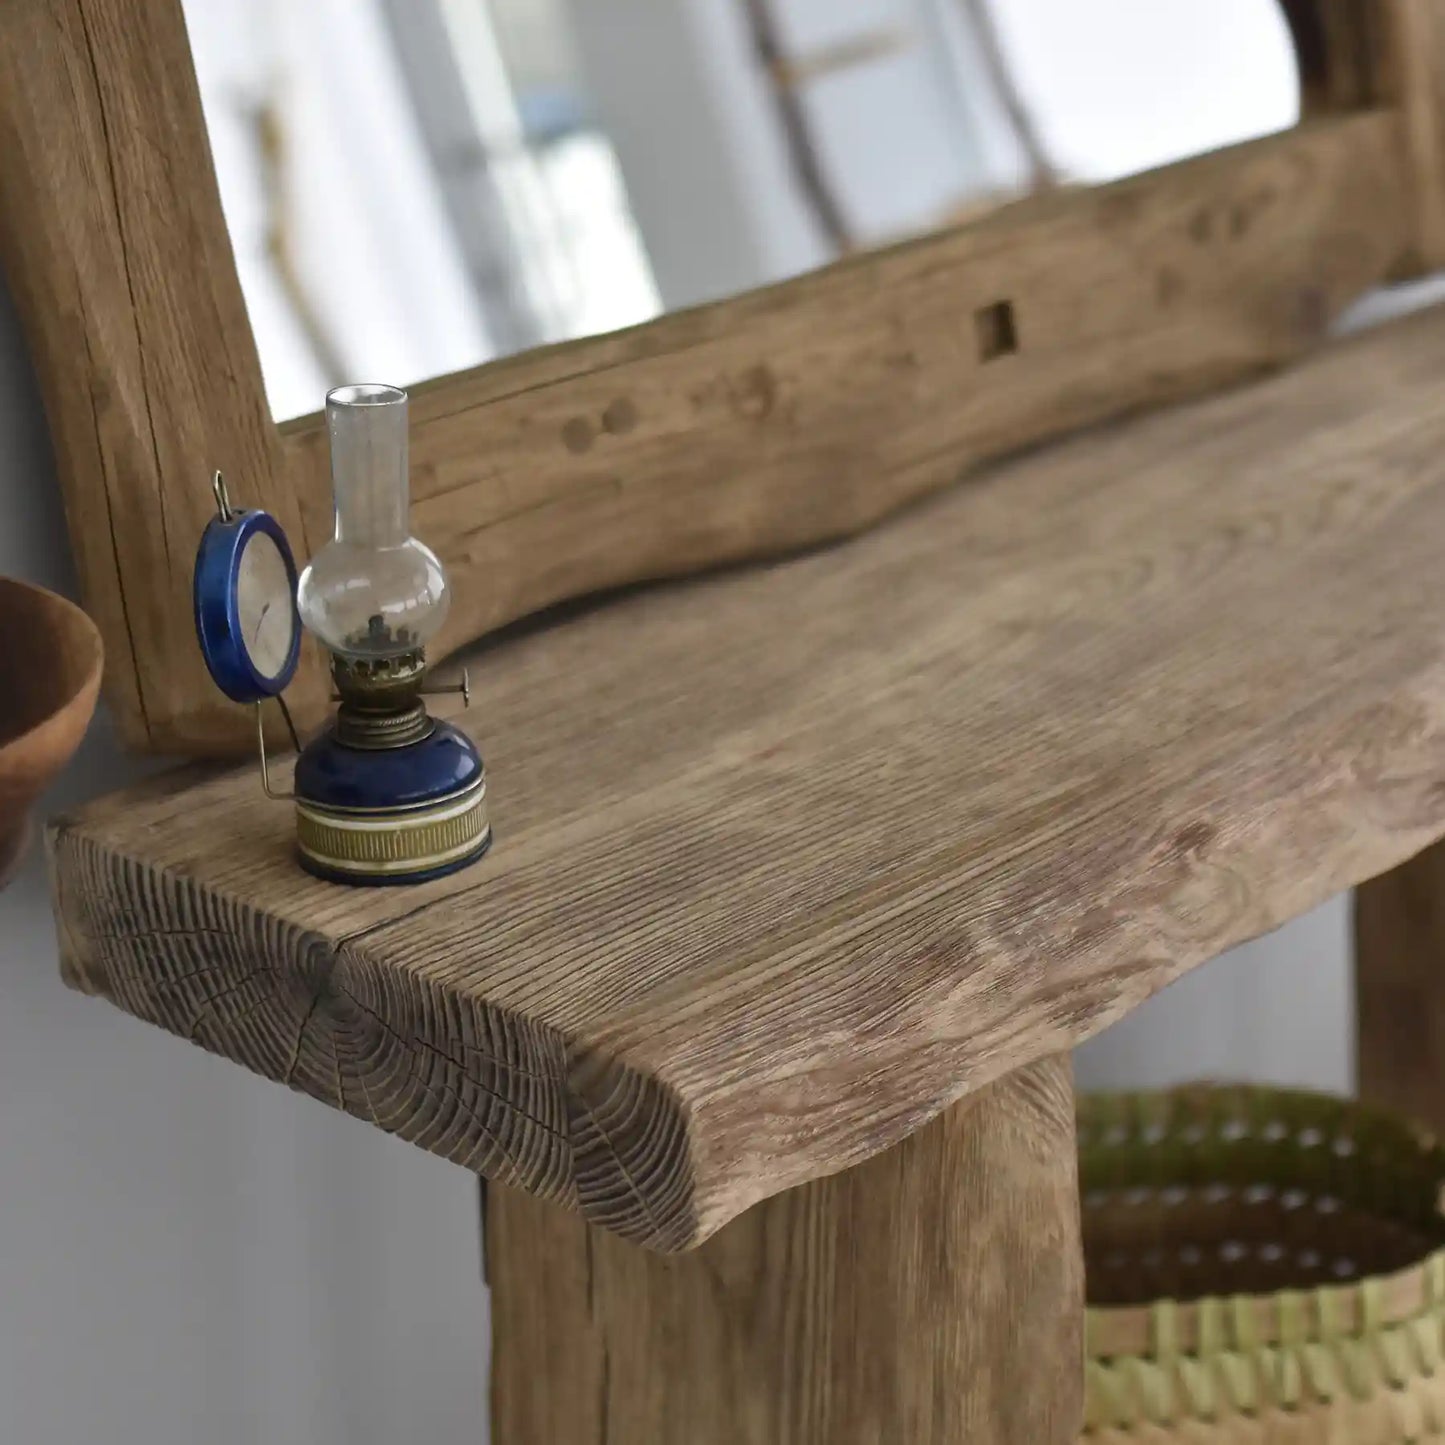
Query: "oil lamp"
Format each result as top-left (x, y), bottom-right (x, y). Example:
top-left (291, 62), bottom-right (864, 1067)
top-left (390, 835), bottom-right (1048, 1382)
top-left (290, 384), bottom-right (490, 884)
top-left (192, 385), bottom-right (490, 885)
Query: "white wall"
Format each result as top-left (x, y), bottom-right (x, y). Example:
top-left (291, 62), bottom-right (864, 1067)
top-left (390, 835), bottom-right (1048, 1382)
top-left (1073, 901), bottom-right (1351, 1093)
top-left (986, 0), bottom-right (1298, 182)
top-left (0, 278), bottom-right (488, 1445)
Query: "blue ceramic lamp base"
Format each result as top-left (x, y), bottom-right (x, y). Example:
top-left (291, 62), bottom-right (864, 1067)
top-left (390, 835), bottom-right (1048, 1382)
top-left (293, 720), bottom-right (490, 886)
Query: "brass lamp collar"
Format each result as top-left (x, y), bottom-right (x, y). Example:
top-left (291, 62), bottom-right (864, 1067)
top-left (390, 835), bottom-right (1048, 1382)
top-left (331, 648), bottom-right (435, 750)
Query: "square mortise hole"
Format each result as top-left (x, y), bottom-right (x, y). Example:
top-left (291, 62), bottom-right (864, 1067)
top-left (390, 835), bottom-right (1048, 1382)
top-left (975, 299), bottom-right (1018, 362)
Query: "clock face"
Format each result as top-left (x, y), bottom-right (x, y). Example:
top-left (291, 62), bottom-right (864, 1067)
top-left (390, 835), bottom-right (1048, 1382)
top-left (194, 504), bottom-right (301, 704)
top-left (236, 529), bottom-right (297, 681)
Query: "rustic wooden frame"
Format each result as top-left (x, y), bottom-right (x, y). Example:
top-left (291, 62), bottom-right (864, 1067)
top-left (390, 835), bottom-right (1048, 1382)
top-left (31, 5), bottom-right (1445, 1440)
top-left (53, 287), bottom-right (1445, 1438)
top-left (54, 288), bottom-right (1445, 1253)
top-left (488, 1058), bottom-right (1084, 1443)
top-left (0, 0), bottom-right (1441, 756)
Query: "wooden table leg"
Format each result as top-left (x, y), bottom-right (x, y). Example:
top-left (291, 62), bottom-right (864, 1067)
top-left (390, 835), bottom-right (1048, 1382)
top-left (488, 1054), bottom-right (1083, 1445)
top-left (1356, 840), bottom-right (1445, 1127)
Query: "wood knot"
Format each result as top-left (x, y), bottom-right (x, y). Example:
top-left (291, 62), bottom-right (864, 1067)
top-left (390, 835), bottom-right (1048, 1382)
top-left (733, 364), bottom-right (777, 421)
top-left (1098, 189), bottom-right (1143, 228)
top-left (562, 417), bottom-right (595, 454)
top-left (603, 398), bottom-right (639, 435)
top-left (1170, 821), bottom-right (1217, 859)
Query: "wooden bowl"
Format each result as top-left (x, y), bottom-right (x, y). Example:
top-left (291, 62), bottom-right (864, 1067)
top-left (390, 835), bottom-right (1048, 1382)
top-left (0, 578), bottom-right (103, 888)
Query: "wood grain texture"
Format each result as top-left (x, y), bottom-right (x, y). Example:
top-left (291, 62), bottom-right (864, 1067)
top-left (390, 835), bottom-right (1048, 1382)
top-left (489, 1057), bottom-right (1082, 1445)
top-left (47, 300), bottom-right (1445, 1250)
top-left (282, 113), bottom-right (1413, 702)
top-left (1380, 0), bottom-right (1445, 272)
top-left (1356, 840), bottom-right (1445, 1130)
top-left (1283, 0), bottom-right (1388, 115)
top-left (0, 0), bottom-right (327, 753)
top-left (0, 0), bottom-right (1424, 753)
top-left (1286, 0), bottom-right (1445, 275)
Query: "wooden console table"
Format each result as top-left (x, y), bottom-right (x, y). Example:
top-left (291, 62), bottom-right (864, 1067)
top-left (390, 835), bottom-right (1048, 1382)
top-left (12, 0), bottom-right (1445, 1435)
top-left (47, 298), bottom-right (1445, 1441)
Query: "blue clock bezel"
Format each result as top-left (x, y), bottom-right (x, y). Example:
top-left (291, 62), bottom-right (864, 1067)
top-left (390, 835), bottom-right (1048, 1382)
top-left (193, 508), bottom-right (302, 704)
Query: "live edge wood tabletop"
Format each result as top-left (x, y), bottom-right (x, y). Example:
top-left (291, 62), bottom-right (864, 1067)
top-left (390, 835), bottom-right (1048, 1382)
top-left (29, 0), bottom-right (1445, 1440)
top-left (41, 299), bottom-right (1445, 1442)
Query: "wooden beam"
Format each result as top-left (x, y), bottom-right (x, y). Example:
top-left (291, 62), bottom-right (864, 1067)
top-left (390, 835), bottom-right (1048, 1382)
top-left (48, 301), bottom-right (1445, 1250)
top-left (0, 0), bottom-right (328, 753)
top-left (489, 1057), bottom-right (1083, 1443)
top-left (281, 114), bottom-right (1412, 720)
top-left (1282, 0), bottom-right (1445, 273)
top-left (0, 0), bottom-right (1418, 754)
top-left (1356, 841), bottom-right (1445, 1129)
top-left (1283, 0), bottom-right (1388, 114)
top-left (764, 28), bottom-right (914, 90)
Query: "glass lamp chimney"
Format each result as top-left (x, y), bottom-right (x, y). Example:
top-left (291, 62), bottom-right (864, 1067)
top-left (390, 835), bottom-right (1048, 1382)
top-left (297, 384), bottom-right (449, 660)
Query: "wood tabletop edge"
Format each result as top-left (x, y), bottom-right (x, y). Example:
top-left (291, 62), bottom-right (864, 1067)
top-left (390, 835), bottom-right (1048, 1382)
top-left (40, 297), bottom-right (1445, 1249)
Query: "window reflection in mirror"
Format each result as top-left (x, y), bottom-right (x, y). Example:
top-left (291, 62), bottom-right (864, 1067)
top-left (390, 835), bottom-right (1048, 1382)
top-left (183, 0), bottom-right (1301, 421)
top-left (980, 0), bottom-right (1299, 184)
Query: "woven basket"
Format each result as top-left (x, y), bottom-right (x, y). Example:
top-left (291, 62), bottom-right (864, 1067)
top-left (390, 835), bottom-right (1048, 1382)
top-left (1080, 1086), bottom-right (1445, 1443)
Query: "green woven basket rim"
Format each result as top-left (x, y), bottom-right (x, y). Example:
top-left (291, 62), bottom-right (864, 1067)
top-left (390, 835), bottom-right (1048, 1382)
top-left (1080, 1086), bottom-right (1445, 1432)
top-left (1080, 1084), bottom-right (1445, 1357)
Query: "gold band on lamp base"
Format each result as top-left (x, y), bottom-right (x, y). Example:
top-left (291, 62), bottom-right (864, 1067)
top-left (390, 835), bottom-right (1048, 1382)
top-left (295, 777), bottom-right (490, 883)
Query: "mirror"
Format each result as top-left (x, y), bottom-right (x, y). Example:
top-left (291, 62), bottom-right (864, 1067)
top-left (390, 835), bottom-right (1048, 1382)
top-left (184, 0), bottom-right (1301, 421)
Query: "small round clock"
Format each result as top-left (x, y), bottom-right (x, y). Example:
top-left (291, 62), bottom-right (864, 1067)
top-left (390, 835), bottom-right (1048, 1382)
top-left (193, 473), bottom-right (302, 704)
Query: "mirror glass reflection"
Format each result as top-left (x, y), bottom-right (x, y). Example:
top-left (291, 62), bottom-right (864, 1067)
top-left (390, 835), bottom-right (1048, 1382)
top-left (184, 0), bottom-right (1301, 420)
